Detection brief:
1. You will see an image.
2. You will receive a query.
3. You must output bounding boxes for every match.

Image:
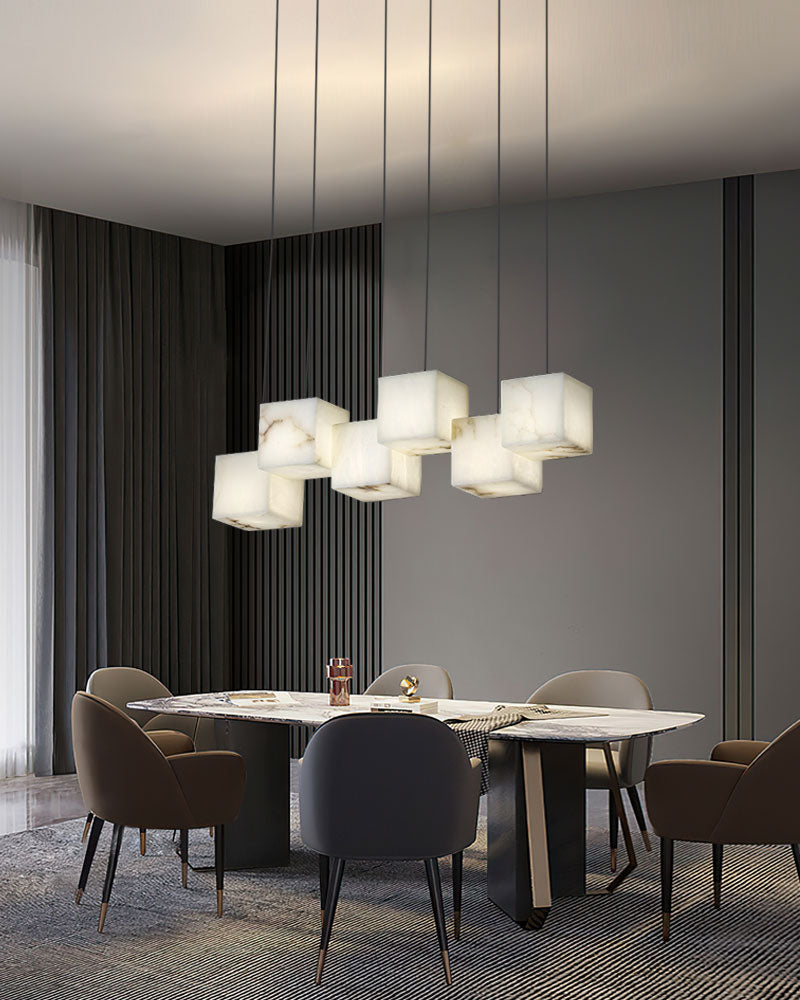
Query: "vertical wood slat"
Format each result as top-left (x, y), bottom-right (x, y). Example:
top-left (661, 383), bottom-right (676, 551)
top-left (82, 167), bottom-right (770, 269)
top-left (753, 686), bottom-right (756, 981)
top-left (225, 225), bottom-right (382, 756)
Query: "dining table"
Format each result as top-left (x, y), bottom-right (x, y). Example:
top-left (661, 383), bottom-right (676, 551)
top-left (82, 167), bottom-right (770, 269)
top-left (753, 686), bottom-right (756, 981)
top-left (128, 689), bottom-right (703, 930)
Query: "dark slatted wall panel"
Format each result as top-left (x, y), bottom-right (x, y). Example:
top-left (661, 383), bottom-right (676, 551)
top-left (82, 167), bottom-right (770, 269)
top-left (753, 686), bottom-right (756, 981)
top-left (225, 225), bottom-right (382, 755)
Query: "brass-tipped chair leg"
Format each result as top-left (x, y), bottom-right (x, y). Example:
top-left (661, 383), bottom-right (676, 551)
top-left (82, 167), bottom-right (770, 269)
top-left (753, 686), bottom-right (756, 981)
top-left (660, 836), bottom-right (674, 942)
top-left (425, 858), bottom-right (452, 985)
top-left (81, 812), bottom-right (93, 844)
top-left (712, 843), bottom-right (723, 910)
top-left (179, 829), bottom-right (189, 888)
top-left (791, 844), bottom-right (800, 883)
top-left (98, 824), bottom-right (124, 933)
top-left (76, 815), bottom-right (104, 904)
top-left (452, 851), bottom-right (463, 940)
top-left (215, 825), bottom-right (225, 917)
top-left (316, 857), bottom-right (345, 985)
top-left (139, 829), bottom-right (147, 856)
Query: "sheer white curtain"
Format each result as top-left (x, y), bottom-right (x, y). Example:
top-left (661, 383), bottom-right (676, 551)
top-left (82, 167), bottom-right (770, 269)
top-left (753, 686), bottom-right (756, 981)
top-left (0, 198), bottom-right (45, 778)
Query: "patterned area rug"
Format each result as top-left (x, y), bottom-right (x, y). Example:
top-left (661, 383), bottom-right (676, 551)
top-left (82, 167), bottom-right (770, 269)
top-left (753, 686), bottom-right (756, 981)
top-left (1, 796), bottom-right (798, 1000)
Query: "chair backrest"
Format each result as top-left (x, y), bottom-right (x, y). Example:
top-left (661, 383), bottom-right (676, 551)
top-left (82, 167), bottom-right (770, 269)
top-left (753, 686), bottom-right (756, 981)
top-left (300, 713), bottom-right (479, 860)
top-left (711, 718), bottom-right (800, 844)
top-left (364, 664), bottom-right (454, 700)
top-left (72, 692), bottom-right (191, 829)
top-left (87, 666), bottom-right (173, 728)
top-left (529, 669), bottom-right (654, 785)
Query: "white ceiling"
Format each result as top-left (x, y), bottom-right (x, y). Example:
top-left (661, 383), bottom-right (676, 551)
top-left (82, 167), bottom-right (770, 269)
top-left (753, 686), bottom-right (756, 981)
top-left (1, 0), bottom-right (799, 245)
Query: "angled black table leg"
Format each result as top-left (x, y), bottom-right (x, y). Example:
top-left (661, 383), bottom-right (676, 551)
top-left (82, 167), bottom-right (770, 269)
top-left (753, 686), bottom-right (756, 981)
top-left (488, 738), bottom-right (585, 930)
top-left (212, 719), bottom-right (290, 870)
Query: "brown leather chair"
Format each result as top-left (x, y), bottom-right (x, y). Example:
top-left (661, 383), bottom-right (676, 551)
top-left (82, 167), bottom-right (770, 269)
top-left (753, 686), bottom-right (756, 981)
top-left (72, 692), bottom-right (245, 932)
top-left (645, 719), bottom-right (800, 941)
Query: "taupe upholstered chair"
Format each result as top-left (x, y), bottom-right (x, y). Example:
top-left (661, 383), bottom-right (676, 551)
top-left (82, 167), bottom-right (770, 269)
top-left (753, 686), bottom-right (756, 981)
top-left (300, 713), bottom-right (481, 985)
top-left (364, 664), bottom-right (454, 700)
top-left (645, 720), bottom-right (800, 941)
top-left (85, 666), bottom-right (201, 855)
top-left (528, 669), bottom-right (654, 868)
top-left (72, 692), bottom-right (245, 932)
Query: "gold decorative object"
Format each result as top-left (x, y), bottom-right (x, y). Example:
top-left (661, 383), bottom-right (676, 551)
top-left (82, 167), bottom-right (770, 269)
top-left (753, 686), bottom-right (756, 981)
top-left (400, 675), bottom-right (421, 703)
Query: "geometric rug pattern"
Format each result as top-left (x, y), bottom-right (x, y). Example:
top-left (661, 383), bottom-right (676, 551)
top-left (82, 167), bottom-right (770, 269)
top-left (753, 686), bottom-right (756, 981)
top-left (1, 794), bottom-right (798, 1000)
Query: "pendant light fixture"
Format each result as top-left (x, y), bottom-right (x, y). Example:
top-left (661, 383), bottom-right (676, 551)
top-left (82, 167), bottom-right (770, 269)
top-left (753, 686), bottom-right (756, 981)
top-left (500, 0), bottom-right (593, 461)
top-left (212, 0), bottom-right (305, 531)
top-left (258, 0), bottom-right (349, 480)
top-left (451, 0), bottom-right (543, 498)
top-left (330, 0), bottom-right (421, 502)
top-left (375, 0), bottom-right (468, 456)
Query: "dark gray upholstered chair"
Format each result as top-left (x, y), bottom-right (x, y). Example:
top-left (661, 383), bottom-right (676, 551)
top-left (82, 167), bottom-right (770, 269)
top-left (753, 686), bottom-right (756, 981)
top-left (300, 713), bottom-right (481, 985)
top-left (645, 721), bottom-right (800, 941)
top-left (85, 666), bottom-right (204, 855)
top-left (364, 664), bottom-right (454, 700)
top-left (72, 692), bottom-right (245, 932)
top-left (529, 669), bottom-right (654, 868)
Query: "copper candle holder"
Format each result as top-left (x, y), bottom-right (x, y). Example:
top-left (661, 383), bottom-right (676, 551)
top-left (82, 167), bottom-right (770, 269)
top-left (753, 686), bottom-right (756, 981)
top-left (326, 657), bottom-right (353, 707)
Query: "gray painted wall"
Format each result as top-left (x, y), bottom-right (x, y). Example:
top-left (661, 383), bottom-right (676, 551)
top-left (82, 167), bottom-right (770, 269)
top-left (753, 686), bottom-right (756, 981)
top-left (382, 181), bottom-right (723, 760)
top-left (755, 171), bottom-right (800, 741)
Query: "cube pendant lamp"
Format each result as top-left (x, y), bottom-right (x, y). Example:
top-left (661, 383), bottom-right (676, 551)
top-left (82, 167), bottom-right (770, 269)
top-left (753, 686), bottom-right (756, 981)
top-left (331, 420), bottom-right (421, 502)
top-left (376, 369), bottom-right (468, 455)
top-left (451, 413), bottom-right (543, 498)
top-left (257, 397), bottom-right (350, 479)
top-left (500, 373), bottom-right (593, 460)
top-left (212, 451), bottom-right (304, 530)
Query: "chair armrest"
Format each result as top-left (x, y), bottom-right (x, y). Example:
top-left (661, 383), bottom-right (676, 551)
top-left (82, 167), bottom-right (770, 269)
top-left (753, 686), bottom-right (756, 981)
top-left (169, 751), bottom-right (246, 828)
top-left (146, 730), bottom-right (194, 757)
top-left (710, 740), bottom-right (769, 766)
top-left (645, 759), bottom-right (746, 841)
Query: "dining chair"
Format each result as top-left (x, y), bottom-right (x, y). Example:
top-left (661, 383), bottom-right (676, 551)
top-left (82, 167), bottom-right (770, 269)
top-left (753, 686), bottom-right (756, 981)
top-left (300, 713), bottom-right (481, 985)
top-left (528, 669), bottom-right (654, 869)
top-left (85, 666), bottom-right (202, 855)
top-left (645, 719), bottom-right (800, 940)
top-left (364, 663), bottom-right (454, 700)
top-left (72, 692), bottom-right (245, 932)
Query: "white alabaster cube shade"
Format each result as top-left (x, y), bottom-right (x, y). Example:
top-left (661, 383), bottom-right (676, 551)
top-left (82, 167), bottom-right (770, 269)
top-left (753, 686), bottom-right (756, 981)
top-left (257, 397), bottom-right (350, 479)
top-left (331, 420), bottom-right (421, 502)
top-left (376, 370), bottom-right (469, 454)
top-left (451, 414), bottom-right (543, 498)
top-left (212, 451), bottom-right (304, 530)
top-left (500, 373), bottom-right (593, 460)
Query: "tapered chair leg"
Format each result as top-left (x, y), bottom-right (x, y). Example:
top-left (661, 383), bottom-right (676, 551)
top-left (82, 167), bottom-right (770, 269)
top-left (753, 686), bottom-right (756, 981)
top-left (452, 851), bottom-right (463, 941)
top-left (81, 812), bottom-right (93, 844)
top-left (318, 854), bottom-right (330, 926)
top-left (425, 858), bottom-right (452, 985)
top-left (712, 843), bottom-right (723, 910)
top-left (626, 785), bottom-right (652, 852)
top-left (139, 828), bottom-right (147, 856)
top-left (214, 825), bottom-right (225, 917)
top-left (316, 857), bottom-right (345, 985)
top-left (660, 837), bottom-right (674, 942)
top-left (76, 815), bottom-right (104, 904)
top-left (609, 790), bottom-right (619, 872)
top-left (179, 829), bottom-right (189, 888)
top-left (98, 824), bottom-right (124, 933)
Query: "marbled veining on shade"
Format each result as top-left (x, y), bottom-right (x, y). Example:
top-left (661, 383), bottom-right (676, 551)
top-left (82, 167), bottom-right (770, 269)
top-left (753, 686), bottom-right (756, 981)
top-left (331, 419), bottom-right (421, 501)
top-left (500, 373), bottom-right (593, 460)
top-left (451, 414), bottom-right (543, 498)
top-left (212, 451), bottom-right (304, 530)
top-left (376, 370), bottom-right (469, 455)
top-left (257, 397), bottom-right (349, 479)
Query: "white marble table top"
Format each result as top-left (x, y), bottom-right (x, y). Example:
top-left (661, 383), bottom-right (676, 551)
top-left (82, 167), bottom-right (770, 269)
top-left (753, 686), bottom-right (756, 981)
top-left (128, 690), bottom-right (704, 743)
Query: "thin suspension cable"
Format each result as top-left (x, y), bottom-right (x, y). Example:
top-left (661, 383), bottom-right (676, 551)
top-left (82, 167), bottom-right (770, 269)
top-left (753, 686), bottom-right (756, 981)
top-left (262, 0), bottom-right (281, 405)
top-left (380, 0), bottom-right (387, 379)
top-left (544, 0), bottom-right (550, 374)
top-left (423, 0), bottom-right (433, 371)
top-left (304, 0), bottom-right (320, 397)
top-left (496, 0), bottom-right (501, 411)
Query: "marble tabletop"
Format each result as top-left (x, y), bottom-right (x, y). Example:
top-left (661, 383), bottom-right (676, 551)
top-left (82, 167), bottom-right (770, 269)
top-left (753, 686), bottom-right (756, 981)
top-left (128, 690), bottom-right (704, 743)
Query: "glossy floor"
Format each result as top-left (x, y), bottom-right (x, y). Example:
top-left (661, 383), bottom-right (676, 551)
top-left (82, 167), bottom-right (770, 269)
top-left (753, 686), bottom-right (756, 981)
top-left (0, 773), bottom-right (86, 835)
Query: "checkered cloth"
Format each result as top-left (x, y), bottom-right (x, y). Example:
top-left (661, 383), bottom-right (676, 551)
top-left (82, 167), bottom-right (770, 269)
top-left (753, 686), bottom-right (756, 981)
top-left (447, 710), bottom-right (527, 795)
